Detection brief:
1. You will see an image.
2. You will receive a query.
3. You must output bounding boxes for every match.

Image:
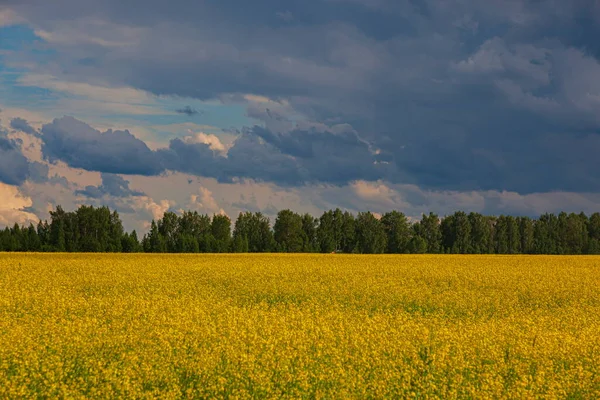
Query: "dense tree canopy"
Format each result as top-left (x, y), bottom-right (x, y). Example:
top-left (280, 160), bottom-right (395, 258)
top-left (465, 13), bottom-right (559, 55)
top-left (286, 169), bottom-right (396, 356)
top-left (2, 206), bottom-right (600, 254)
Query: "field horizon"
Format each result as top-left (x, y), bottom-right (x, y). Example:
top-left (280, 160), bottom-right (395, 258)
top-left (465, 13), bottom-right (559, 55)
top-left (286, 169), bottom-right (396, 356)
top-left (1, 253), bottom-right (599, 398)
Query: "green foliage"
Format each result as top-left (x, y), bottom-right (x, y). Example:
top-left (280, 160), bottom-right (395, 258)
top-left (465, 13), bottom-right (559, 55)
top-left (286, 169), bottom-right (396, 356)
top-left (2, 205), bottom-right (600, 255)
top-left (408, 235), bottom-right (427, 254)
top-left (588, 213), bottom-right (600, 242)
top-left (441, 211), bottom-right (471, 254)
top-left (211, 214), bottom-right (232, 253)
top-left (49, 206), bottom-right (66, 252)
top-left (468, 213), bottom-right (493, 254)
top-left (534, 214), bottom-right (558, 254)
top-left (301, 214), bottom-right (318, 252)
top-left (518, 217), bottom-right (535, 254)
top-left (232, 234), bottom-right (249, 253)
top-left (145, 220), bottom-right (166, 253)
top-left (413, 213), bottom-right (441, 254)
top-left (233, 212), bottom-right (274, 253)
top-left (587, 238), bottom-right (600, 254)
top-left (158, 212), bottom-right (179, 253)
top-left (178, 234), bottom-right (200, 253)
top-left (381, 211), bottom-right (411, 253)
top-left (355, 212), bottom-right (387, 254)
top-left (317, 210), bottom-right (337, 253)
top-left (315, 209), bottom-right (356, 253)
top-left (274, 210), bottom-right (304, 253)
top-left (122, 231), bottom-right (142, 253)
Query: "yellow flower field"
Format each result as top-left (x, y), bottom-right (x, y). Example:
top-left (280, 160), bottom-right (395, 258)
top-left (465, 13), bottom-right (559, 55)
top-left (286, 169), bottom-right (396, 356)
top-left (0, 254), bottom-right (599, 399)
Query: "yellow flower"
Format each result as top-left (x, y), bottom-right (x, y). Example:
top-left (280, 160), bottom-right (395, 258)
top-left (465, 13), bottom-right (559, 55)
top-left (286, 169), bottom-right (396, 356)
top-left (0, 253), bottom-right (599, 398)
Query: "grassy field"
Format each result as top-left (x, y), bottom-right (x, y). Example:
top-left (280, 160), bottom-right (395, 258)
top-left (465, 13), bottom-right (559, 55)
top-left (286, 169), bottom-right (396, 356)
top-left (0, 253), bottom-right (599, 399)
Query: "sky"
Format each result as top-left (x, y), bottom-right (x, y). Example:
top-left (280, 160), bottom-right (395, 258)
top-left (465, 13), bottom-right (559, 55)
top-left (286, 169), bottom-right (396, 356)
top-left (1, 0), bottom-right (600, 232)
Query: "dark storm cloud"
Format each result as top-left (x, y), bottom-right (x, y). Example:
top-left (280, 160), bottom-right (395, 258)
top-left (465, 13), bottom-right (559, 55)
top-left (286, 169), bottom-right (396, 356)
top-left (156, 138), bottom-right (223, 179)
top-left (40, 116), bottom-right (381, 186)
top-left (28, 162), bottom-right (49, 183)
top-left (10, 118), bottom-right (38, 136)
top-left (76, 173), bottom-right (145, 198)
top-left (157, 133), bottom-right (306, 185)
top-left (158, 125), bottom-right (383, 185)
top-left (0, 135), bottom-right (31, 186)
top-left (175, 106), bottom-right (201, 116)
top-left (7, 0), bottom-right (600, 192)
top-left (41, 116), bottom-right (163, 176)
top-left (223, 133), bottom-right (306, 185)
top-left (249, 125), bottom-right (384, 183)
top-left (0, 125), bottom-right (42, 186)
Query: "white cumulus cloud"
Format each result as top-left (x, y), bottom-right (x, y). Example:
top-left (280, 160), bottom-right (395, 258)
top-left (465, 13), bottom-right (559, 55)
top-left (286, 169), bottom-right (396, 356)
top-left (0, 183), bottom-right (39, 227)
top-left (183, 131), bottom-right (228, 154)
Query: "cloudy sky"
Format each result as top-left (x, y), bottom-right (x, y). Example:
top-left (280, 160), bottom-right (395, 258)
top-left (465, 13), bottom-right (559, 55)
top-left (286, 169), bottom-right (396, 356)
top-left (1, 0), bottom-right (600, 231)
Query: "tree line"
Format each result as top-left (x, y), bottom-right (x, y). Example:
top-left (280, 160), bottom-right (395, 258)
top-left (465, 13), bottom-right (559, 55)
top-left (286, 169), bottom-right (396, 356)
top-left (1, 205), bottom-right (600, 254)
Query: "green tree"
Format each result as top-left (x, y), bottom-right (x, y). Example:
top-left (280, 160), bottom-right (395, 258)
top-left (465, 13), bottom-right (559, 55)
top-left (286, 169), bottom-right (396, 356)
top-left (233, 212), bottom-right (274, 252)
top-left (317, 210), bottom-right (337, 253)
top-left (441, 212), bottom-right (471, 254)
top-left (493, 216), bottom-right (508, 254)
top-left (301, 213), bottom-right (318, 252)
top-left (340, 211), bottom-right (356, 253)
top-left (37, 220), bottom-right (50, 250)
top-left (413, 213), bottom-right (441, 253)
top-left (588, 213), bottom-right (600, 254)
top-left (381, 211), bottom-right (411, 253)
top-left (517, 216), bottom-right (535, 254)
top-left (453, 212), bottom-right (472, 253)
top-left (26, 224), bottom-right (41, 252)
top-left (211, 214), bottom-right (232, 253)
top-left (49, 206), bottom-right (67, 252)
top-left (506, 216), bottom-right (520, 254)
top-left (0, 228), bottom-right (8, 251)
top-left (2, 227), bottom-right (17, 251)
top-left (588, 238), bottom-right (600, 254)
top-left (11, 224), bottom-right (24, 252)
top-left (274, 209), bottom-right (305, 252)
top-left (146, 220), bottom-right (166, 253)
top-left (588, 213), bottom-right (600, 241)
top-left (533, 214), bottom-right (558, 254)
top-left (6, 203), bottom-right (600, 255)
top-left (121, 231), bottom-right (142, 253)
top-left (232, 233), bottom-right (249, 253)
top-left (176, 211), bottom-right (212, 252)
top-left (355, 212), bottom-right (387, 254)
top-left (559, 212), bottom-right (588, 254)
top-left (108, 210), bottom-right (124, 252)
top-left (469, 213), bottom-right (493, 254)
top-left (75, 205), bottom-right (124, 253)
top-left (158, 211), bottom-right (179, 253)
top-left (130, 231), bottom-right (142, 252)
top-left (97, 206), bottom-right (113, 252)
top-left (408, 235), bottom-right (427, 254)
top-left (178, 234), bottom-right (200, 253)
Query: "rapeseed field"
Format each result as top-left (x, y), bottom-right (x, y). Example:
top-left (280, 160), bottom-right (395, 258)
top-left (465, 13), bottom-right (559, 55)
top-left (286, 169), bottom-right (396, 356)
top-left (0, 254), bottom-right (599, 399)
